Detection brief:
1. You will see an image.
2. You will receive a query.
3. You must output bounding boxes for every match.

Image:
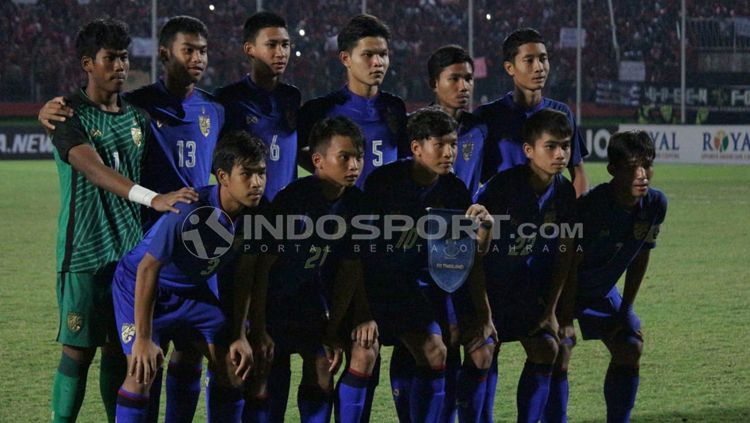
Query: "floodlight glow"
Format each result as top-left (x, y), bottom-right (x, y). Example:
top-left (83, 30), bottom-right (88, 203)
top-left (209, 4), bottom-right (215, 11)
top-left (299, 29), bottom-right (306, 37)
top-left (485, 13), bottom-right (491, 20)
top-left (296, 51), bottom-right (301, 57)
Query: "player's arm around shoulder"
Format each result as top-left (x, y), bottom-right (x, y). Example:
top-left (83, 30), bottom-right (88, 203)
top-left (131, 252), bottom-right (164, 384)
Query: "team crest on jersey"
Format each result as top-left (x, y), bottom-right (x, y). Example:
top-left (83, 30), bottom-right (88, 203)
top-left (246, 114), bottom-right (259, 125)
top-left (543, 211), bottom-right (557, 224)
top-left (462, 141), bottom-right (474, 161)
top-left (121, 323), bottom-right (136, 344)
top-left (67, 312), bottom-right (83, 333)
top-left (199, 107), bottom-right (211, 137)
top-left (156, 119), bottom-right (163, 128)
top-left (131, 126), bottom-right (143, 147)
top-left (89, 128), bottom-right (102, 139)
top-left (633, 221), bottom-right (650, 240)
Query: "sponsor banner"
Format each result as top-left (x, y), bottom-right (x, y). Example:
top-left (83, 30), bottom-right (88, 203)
top-left (619, 125), bottom-right (750, 165)
top-left (582, 126), bottom-right (618, 162)
top-left (619, 61), bottom-right (646, 82)
top-left (560, 27), bottom-right (586, 48)
top-left (0, 126), bottom-right (53, 159)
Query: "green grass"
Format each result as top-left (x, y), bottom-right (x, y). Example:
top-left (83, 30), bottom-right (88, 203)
top-left (1, 161), bottom-right (748, 422)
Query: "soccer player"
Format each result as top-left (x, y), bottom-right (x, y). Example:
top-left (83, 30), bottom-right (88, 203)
top-left (49, 18), bottom-right (197, 423)
top-left (297, 14), bottom-right (408, 188)
top-left (475, 109), bottom-right (577, 423)
top-left (428, 45), bottom-right (488, 197)
top-left (475, 28), bottom-right (588, 197)
top-left (363, 108), bottom-right (496, 423)
top-left (545, 131), bottom-right (667, 423)
top-left (112, 131), bottom-right (266, 422)
top-left (215, 11), bottom-right (300, 202)
top-left (245, 116), bottom-right (378, 423)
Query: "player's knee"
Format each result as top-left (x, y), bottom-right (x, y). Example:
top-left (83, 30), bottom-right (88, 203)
top-left (353, 341), bottom-right (380, 365)
top-left (423, 338), bottom-right (448, 368)
top-left (527, 335), bottom-right (559, 363)
top-left (612, 338), bottom-right (643, 365)
top-left (468, 343), bottom-right (495, 370)
top-left (62, 345), bottom-right (96, 365)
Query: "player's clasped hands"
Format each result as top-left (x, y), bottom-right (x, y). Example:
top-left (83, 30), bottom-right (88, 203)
top-left (228, 337), bottom-right (254, 381)
top-left (351, 319), bottom-right (379, 349)
top-left (129, 337), bottom-right (164, 385)
top-left (465, 203), bottom-right (494, 228)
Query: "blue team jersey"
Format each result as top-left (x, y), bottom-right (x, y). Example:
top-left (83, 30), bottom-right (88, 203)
top-left (475, 165), bottom-right (577, 298)
top-left (215, 76), bottom-right (300, 201)
top-left (265, 176), bottom-right (363, 303)
top-left (298, 86), bottom-right (408, 189)
top-left (452, 111), bottom-right (488, 197)
top-left (115, 185), bottom-right (244, 297)
top-left (363, 159), bottom-right (472, 290)
top-left (576, 184), bottom-right (667, 299)
top-left (124, 82), bottom-right (225, 194)
top-left (474, 93), bottom-right (588, 182)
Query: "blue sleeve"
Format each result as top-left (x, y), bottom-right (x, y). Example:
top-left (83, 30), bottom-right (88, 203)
top-left (145, 211), bottom-right (183, 264)
top-left (643, 191), bottom-right (668, 249)
top-left (566, 107), bottom-right (588, 166)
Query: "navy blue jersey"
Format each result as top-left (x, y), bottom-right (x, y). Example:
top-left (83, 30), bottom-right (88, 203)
top-left (124, 81), bottom-right (225, 194)
top-left (115, 185), bottom-right (244, 297)
top-left (452, 111), bottom-right (488, 197)
top-left (363, 159), bottom-right (472, 291)
top-left (298, 86), bottom-right (408, 188)
top-left (215, 76), bottom-right (301, 201)
top-left (474, 92), bottom-right (588, 182)
top-left (475, 165), bottom-right (577, 299)
top-left (265, 176), bottom-right (364, 303)
top-left (576, 184), bottom-right (667, 299)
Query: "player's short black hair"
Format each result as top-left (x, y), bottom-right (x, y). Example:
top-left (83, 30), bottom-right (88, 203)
top-left (309, 116), bottom-right (364, 155)
top-left (337, 14), bottom-right (391, 53)
top-left (408, 107), bottom-right (458, 142)
top-left (607, 131), bottom-right (655, 166)
top-left (427, 45), bottom-right (473, 89)
top-left (243, 11), bottom-right (287, 43)
top-left (503, 27), bottom-right (546, 63)
top-left (522, 109), bottom-right (572, 146)
top-left (76, 18), bottom-right (131, 60)
top-left (213, 131), bottom-right (268, 176)
top-left (158, 16), bottom-right (208, 48)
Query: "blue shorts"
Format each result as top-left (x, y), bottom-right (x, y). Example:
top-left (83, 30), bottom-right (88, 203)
top-left (112, 267), bottom-right (228, 355)
top-left (369, 280), bottom-right (448, 346)
top-left (488, 277), bottom-right (548, 343)
top-left (576, 287), bottom-right (642, 341)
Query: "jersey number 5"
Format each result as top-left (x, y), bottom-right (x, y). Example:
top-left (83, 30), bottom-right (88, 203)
top-left (372, 139), bottom-right (383, 167)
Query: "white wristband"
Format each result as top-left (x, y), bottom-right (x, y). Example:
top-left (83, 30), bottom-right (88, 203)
top-left (128, 184), bottom-right (158, 208)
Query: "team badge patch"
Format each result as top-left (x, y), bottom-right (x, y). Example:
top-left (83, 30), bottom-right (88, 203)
top-left (67, 312), bottom-right (83, 333)
top-left (131, 127), bottom-right (143, 147)
top-left (90, 128), bottom-right (102, 139)
top-left (544, 211), bottom-right (557, 224)
top-left (199, 107), bottom-right (211, 137)
top-left (462, 140), bottom-right (474, 161)
top-left (426, 208), bottom-right (476, 293)
top-left (633, 222), bottom-right (650, 240)
top-left (121, 323), bottom-right (136, 344)
top-left (246, 114), bottom-right (259, 125)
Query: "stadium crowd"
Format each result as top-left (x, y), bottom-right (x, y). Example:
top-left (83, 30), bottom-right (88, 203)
top-left (1, 0), bottom-right (746, 104)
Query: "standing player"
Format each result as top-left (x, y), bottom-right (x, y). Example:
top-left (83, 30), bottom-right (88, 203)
top-left (363, 109), bottom-right (496, 423)
top-left (215, 11), bottom-right (300, 202)
top-left (475, 109), bottom-right (577, 423)
top-left (297, 14), bottom-right (408, 188)
top-left (546, 131), bottom-right (666, 423)
top-left (48, 18), bottom-right (196, 423)
top-left (428, 45), bottom-right (488, 197)
top-left (246, 117), bottom-right (379, 423)
top-left (475, 28), bottom-right (588, 197)
top-left (112, 132), bottom-right (266, 422)
top-left (40, 16), bottom-right (227, 422)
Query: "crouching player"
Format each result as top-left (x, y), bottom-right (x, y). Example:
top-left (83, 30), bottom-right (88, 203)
top-left (111, 132), bottom-right (267, 422)
top-left (475, 109), bottom-right (577, 422)
top-left (546, 131), bottom-right (667, 423)
top-left (363, 108), bottom-right (496, 423)
top-left (244, 116), bottom-right (378, 423)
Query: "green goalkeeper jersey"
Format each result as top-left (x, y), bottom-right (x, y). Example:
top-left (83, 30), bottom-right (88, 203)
top-left (52, 89), bottom-right (150, 273)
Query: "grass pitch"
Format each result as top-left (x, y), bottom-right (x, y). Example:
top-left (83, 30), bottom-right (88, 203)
top-left (0, 161), bottom-right (748, 422)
